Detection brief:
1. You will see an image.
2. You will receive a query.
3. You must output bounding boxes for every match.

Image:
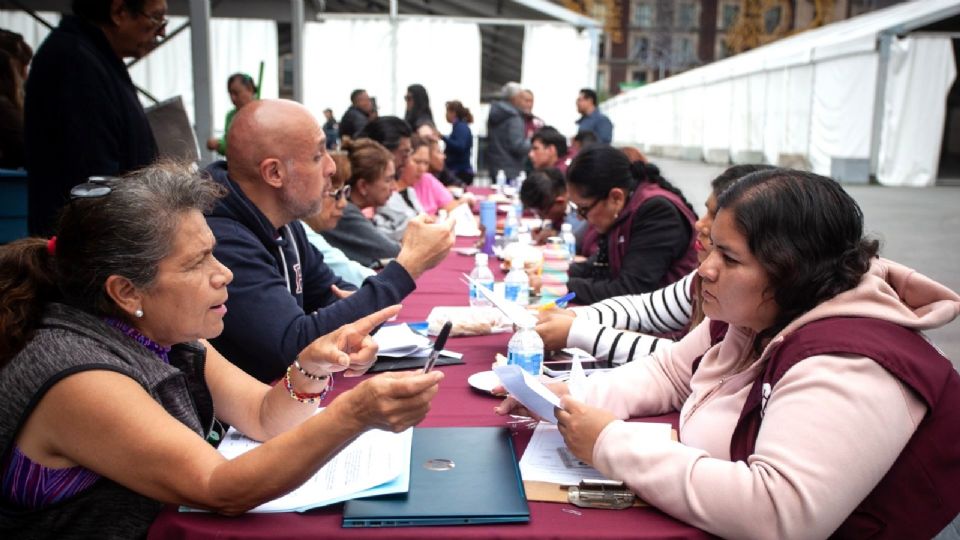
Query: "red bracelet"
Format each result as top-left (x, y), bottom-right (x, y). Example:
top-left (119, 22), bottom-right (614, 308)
top-left (283, 365), bottom-right (333, 405)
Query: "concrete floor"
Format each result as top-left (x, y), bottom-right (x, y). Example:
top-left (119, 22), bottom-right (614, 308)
top-left (653, 157), bottom-right (960, 369)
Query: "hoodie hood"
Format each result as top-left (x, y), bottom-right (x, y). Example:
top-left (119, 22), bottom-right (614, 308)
top-left (761, 257), bottom-right (960, 357)
top-left (487, 100), bottom-right (520, 127)
top-left (205, 161), bottom-right (284, 249)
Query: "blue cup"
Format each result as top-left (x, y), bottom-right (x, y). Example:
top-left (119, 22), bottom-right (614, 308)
top-left (479, 200), bottom-right (496, 233)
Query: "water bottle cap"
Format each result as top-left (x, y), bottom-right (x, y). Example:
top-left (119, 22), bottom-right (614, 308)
top-left (475, 252), bottom-right (488, 266)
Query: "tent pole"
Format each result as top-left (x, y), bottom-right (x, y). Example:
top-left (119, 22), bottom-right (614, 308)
top-left (390, 0), bottom-right (399, 117)
top-left (189, 0), bottom-right (214, 165)
top-left (291, 0), bottom-right (305, 103)
top-left (869, 29), bottom-right (896, 181)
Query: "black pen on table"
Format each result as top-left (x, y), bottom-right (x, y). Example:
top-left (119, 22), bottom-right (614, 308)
top-left (422, 321), bottom-right (453, 373)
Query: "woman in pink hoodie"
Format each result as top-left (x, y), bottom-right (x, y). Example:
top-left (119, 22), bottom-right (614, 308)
top-left (498, 169), bottom-right (960, 539)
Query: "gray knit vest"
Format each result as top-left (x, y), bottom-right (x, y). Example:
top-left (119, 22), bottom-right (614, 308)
top-left (0, 303), bottom-right (214, 539)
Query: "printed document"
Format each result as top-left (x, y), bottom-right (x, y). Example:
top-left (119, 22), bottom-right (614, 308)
top-left (184, 424), bottom-right (412, 513)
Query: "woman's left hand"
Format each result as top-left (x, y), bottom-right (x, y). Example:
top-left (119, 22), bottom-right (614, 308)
top-left (555, 396), bottom-right (618, 466)
top-left (297, 305), bottom-right (401, 377)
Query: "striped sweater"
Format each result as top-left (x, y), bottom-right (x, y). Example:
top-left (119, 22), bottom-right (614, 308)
top-left (568, 270), bottom-right (696, 364)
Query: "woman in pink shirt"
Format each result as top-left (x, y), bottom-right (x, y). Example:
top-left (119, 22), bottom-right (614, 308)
top-left (498, 169), bottom-right (960, 539)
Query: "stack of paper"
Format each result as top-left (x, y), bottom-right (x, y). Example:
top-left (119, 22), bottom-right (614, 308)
top-left (184, 425), bottom-right (413, 513)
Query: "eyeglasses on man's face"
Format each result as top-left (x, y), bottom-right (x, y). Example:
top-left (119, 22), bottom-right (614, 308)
top-left (326, 185), bottom-right (351, 201)
top-left (137, 10), bottom-right (168, 32)
top-left (70, 176), bottom-right (115, 199)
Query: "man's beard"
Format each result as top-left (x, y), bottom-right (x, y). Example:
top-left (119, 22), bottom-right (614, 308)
top-left (280, 177), bottom-right (323, 220)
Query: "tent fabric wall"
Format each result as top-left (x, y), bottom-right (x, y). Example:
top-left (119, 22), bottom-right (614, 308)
top-left (877, 36), bottom-right (957, 187)
top-left (0, 11), bottom-right (59, 46)
top-left (807, 54), bottom-right (877, 176)
top-left (303, 18), bottom-right (392, 125)
top-left (521, 23), bottom-right (593, 137)
top-left (601, 0), bottom-right (960, 186)
top-left (303, 18), bottom-right (481, 138)
top-left (131, 17), bottom-right (278, 132)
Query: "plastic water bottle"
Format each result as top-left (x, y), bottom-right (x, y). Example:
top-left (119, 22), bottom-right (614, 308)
top-left (561, 222), bottom-right (576, 260)
top-left (504, 254), bottom-right (529, 306)
top-left (495, 169), bottom-right (507, 194)
top-left (503, 207), bottom-right (519, 245)
top-left (515, 170), bottom-right (527, 190)
top-left (507, 324), bottom-right (544, 376)
top-left (517, 224), bottom-right (532, 246)
top-left (468, 253), bottom-right (495, 307)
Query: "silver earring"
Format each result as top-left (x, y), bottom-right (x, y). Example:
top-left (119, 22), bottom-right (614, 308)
top-left (134, 309), bottom-right (144, 318)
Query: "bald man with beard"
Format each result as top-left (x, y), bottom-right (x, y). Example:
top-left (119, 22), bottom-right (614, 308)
top-left (204, 99), bottom-right (454, 382)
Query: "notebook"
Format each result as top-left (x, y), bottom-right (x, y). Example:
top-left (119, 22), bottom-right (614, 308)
top-left (367, 354), bottom-right (465, 373)
top-left (342, 427), bottom-right (530, 527)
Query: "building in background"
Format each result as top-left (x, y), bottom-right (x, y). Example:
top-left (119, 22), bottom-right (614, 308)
top-left (559, 0), bottom-right (906, 100)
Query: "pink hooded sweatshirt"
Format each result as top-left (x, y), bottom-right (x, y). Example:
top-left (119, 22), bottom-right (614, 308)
top-left (583, 258), bottom-right (960, 539)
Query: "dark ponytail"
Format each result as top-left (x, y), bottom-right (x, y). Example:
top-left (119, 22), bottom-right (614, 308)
top-left (568, 145), bottom-right (696, 217)
top-left (0, 238), bottom-right (60, 366)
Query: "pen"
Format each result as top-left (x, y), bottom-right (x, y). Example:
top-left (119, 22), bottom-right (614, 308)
top-left (537, 292), bottom-right (576, 311)
top-left (422, 321), bottom-right (453, 373)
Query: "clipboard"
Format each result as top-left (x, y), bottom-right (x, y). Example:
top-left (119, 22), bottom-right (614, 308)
top-left (522, 429), bottom-right (677, 507)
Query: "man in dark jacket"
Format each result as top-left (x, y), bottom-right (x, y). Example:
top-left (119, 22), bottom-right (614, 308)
top-left (338, 88), bottom-right (372, 142)
top-left (25, 0), bottom-right (165, 235)
top-left (205, 99), bottom-right (453, 382)
top-left (485, 82), bottom-right (529, 180)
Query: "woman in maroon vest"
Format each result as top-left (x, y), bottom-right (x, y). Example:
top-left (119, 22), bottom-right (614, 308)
top-left (565, 145), bottom-right (698, 304)
top-left (498, 169), bottom-right (960, 539)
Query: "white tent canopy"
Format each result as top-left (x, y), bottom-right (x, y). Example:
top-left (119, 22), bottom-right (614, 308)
top-left (602, 0), bottom-right (960, 187)
top-left (2, 0), bottom-right (598, 165)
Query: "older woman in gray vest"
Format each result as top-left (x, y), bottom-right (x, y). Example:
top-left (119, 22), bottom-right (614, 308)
top-left (497, 169), bottom-right (960, 539)
top-left (0, 162), bottom-right (443, 537)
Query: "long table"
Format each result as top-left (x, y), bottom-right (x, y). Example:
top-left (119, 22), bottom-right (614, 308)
top-left (147, 236), bottom-right (712, 539)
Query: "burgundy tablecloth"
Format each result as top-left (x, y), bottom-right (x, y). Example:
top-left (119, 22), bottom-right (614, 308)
top-left (148, 238), bottom-right (711, 540)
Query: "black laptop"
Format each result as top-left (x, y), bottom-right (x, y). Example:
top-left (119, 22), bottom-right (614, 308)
top-left (342, 427), bottom-right (530, 527)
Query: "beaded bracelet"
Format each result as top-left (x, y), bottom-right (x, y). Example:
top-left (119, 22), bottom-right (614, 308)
top-left (293, 359), bottom-right (329, 381)
top-left (284, 365), bottom-right (333, 405)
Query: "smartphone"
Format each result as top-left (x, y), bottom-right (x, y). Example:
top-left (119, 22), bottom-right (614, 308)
top-left (542, 348), bottom-right (613, 377)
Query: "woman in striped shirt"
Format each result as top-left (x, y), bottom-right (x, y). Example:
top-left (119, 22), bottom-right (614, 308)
top-left (537, 164), bottom-right (775, 365)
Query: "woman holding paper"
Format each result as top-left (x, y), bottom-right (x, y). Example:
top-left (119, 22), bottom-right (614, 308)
top-left (0, 163), bottom-right (443, 536)
top-left (497, 169), bottom-right (960, 538)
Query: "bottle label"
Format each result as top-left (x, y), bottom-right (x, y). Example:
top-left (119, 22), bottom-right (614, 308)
top-left (470, 280), bottom-right (494, 300)
top-left (504, 283), bottom-right (521, 302)
top-left (508, 351), bottom-right (544, 376)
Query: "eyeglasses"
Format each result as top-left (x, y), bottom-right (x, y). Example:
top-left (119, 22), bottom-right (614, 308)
top-left (327, 185), bottom-right (351, 201)
top-left (569, 197), bottom-right (603, 220)
top-left (137, 10), bottom-right (168, 31)
top-left (70, 176), bottom-right (114, 199)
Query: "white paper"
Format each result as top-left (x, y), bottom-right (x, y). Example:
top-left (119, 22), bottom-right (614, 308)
top-left (519, 421), bottom-right (672, 486)
top-left (519, 423), bottom-right (608, 486)
top-left (450, 202), bottom-right (481, 237)
top-left (567, 352), bottom-right (587, 401)
top-left (463, 273), bottom-right (538, 329)
top-left (493, 364), bottom-right (561, 423)
top-left (373, 323), bottom-right (433, 357)
top-left (195, 425), bottom-right (413, 513)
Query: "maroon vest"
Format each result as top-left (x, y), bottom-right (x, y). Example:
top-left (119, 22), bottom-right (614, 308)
top-left (607, 183), bottom-right (698, 287)
top-left (729, 317), bottom-right (960, 539)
